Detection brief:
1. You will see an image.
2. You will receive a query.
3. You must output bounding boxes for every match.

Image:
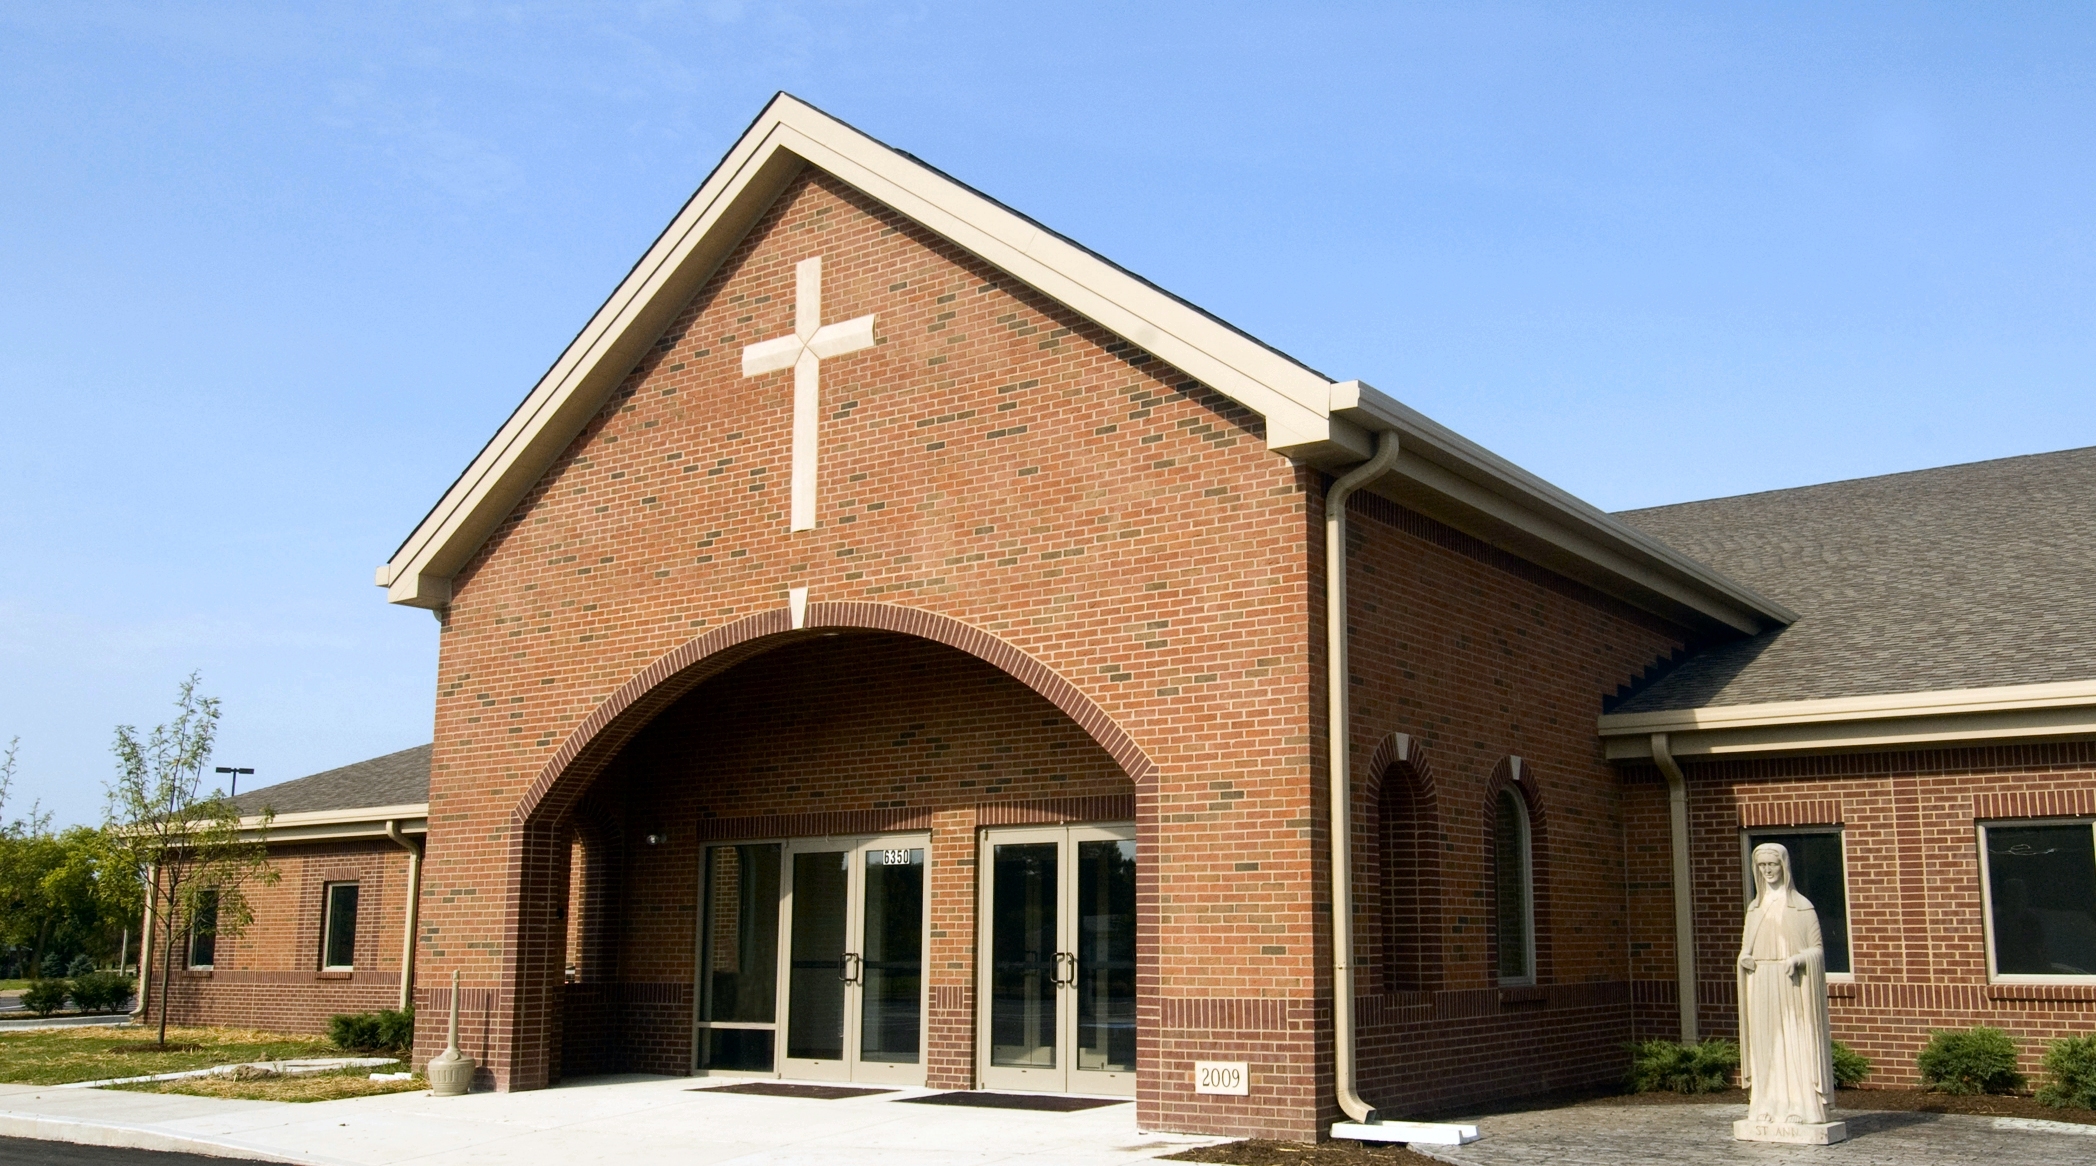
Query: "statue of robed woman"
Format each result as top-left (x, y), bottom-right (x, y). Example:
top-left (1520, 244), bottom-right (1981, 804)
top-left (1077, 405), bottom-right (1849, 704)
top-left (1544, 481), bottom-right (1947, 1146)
top-left (1736, 842), bottom-right (1836, 1127)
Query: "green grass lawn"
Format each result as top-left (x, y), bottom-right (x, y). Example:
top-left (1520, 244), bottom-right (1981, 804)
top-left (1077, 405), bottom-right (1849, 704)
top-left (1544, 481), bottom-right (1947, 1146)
top-left (0, 979), bottom-right (31, 993)
top-left (0, 1025), bottom-right (344, 1086)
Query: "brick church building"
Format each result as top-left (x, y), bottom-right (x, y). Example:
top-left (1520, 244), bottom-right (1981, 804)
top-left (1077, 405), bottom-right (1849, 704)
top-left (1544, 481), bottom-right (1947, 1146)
top-left (147, 95), bottom-right (2096, 1141)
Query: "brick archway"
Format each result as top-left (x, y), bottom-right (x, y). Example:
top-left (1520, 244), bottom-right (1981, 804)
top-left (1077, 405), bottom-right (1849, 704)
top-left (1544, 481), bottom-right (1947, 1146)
top-left (513, 601), bottom-right (1155, 832)
top-left (488, 600), bottom-right (1156, 1091)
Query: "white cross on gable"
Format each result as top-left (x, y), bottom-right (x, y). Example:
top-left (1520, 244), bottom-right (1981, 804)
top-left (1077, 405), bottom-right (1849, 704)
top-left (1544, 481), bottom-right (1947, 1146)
top-left (740, 256), bottom-right (877, 532)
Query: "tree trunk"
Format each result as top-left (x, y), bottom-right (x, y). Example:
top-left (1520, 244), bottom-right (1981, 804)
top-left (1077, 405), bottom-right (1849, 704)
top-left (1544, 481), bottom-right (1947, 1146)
top-left (29, 918), bottom-right (50, 980)
top-left (157, 903), bottom-right (176, 1046)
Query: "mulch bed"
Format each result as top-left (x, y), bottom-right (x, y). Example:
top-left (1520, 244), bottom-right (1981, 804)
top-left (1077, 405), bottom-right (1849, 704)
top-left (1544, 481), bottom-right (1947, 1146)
top-left (1163, 1141), bottom-right (1441, 1165)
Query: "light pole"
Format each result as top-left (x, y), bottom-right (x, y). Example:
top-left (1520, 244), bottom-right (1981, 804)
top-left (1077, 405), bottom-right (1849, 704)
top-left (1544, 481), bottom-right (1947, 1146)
top-left (215, 766), bottom-right (253, 799)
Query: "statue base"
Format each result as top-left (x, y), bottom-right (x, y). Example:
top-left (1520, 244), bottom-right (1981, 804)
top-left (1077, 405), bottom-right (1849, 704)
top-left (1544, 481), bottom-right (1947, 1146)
top-left (1733, 1118), bottom-right (1847, 1145)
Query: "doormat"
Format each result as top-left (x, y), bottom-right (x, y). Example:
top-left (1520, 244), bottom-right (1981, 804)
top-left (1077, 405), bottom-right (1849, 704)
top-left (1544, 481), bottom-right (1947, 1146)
top-left (900, 1091), bottom-right (1130, 1111)
top-left (692, 1082), bottom-right (898, 1100)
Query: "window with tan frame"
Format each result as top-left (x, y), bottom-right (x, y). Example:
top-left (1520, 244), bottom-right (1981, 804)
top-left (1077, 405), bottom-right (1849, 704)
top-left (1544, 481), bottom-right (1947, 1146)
top-left (1978, 819), bottom-right (2096, 982)
top-left (187, 888), bottom-right (219, 970)
top-left (1492, 789), bottom-right (1535, 986)
top-left (321, 882), bottom-right (360, 972)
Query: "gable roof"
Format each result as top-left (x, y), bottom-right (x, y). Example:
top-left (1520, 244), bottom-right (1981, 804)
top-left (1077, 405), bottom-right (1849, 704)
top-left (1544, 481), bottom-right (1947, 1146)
top-left (1609, 445), bottom-right (2096, 713)
top-left (232, 744), bottom-right (430, 818)
top-left (376, 93), bottom-right (1789, 637)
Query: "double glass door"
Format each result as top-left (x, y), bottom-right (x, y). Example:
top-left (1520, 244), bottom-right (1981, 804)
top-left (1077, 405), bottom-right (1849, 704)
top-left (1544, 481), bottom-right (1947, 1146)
top-left (695, 834), bottom-right (929, 1086)
top-left (978, 824), bottom-right (1137, 1095)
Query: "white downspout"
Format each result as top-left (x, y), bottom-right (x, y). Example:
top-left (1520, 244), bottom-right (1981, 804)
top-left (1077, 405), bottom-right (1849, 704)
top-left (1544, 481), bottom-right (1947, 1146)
top-left (1649, 733), bottom-right (1698, 1042)
top-left (1326, 429), bottom-right (1400, 1125)
top-left (131, 864), bottom-right (156, 1019)
top-left (384, 821), bottom-right (424, 1015)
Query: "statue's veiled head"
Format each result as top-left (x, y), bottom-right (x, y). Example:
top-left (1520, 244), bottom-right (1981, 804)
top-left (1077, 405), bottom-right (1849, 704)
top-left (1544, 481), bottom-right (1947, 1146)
top-left (1752, 842), bottom-right (1792, 902)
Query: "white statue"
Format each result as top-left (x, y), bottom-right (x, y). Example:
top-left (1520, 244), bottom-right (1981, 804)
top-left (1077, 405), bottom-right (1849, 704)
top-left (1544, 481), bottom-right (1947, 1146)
top-left (1733, 842), bottom-right (1846, 1144)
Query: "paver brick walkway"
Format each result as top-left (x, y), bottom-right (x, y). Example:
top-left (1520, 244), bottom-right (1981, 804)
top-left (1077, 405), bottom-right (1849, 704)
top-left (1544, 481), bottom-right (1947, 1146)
top-left (1424, 1102), bottom-right (2094, 1166)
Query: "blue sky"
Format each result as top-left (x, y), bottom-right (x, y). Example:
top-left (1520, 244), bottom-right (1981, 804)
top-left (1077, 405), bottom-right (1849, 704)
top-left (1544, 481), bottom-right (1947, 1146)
top-left (3, 3), bottom-right (2091, 825)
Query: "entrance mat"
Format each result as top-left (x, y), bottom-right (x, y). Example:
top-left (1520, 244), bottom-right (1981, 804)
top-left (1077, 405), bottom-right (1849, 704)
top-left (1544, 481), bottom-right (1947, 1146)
top-left (692, 1082), bottom-right (898, 1100)
top-left (900, 1091), bottom-right (1130, 1112)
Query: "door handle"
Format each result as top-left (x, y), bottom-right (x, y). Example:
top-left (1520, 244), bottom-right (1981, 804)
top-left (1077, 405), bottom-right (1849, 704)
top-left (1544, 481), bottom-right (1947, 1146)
top-left (1052, 951), bottom-right (1076, 987)
top-left (840, 952), bottom-right (862, 984)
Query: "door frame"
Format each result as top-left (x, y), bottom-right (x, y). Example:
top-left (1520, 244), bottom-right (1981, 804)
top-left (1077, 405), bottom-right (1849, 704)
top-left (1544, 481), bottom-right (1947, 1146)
top-left (774, 833), bottom-right (933, 1086)
top-left (975, 822), bottom-right (1137, 1095)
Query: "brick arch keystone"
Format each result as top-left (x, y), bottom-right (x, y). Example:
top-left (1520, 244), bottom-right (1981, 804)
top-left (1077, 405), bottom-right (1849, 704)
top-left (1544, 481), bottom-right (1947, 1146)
top-left (512, 600), bottom-right (1157, 829)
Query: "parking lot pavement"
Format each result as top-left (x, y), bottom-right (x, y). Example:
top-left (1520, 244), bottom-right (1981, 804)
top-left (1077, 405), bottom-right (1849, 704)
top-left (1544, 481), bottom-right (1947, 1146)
top-left (0, 1015), bottom-right (132, 1032)
top-left (0, 1134), bottom-right (245, 1165)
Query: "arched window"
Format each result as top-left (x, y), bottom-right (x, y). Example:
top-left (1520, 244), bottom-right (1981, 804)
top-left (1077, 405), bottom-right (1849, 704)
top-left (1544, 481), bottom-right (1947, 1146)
top-left (1492, 788), bottom-right (1535, 986)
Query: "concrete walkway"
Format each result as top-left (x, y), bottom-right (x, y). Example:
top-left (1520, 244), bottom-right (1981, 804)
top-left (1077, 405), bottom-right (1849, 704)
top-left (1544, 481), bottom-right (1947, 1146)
top-left (0, 1075), bottom-right (1229, 1165)
top-left (1424, 1101), bottom-right (2096, 1166)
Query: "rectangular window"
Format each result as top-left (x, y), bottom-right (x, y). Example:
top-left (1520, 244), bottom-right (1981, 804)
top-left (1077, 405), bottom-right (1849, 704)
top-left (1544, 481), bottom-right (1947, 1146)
top-left (187, 889), bottom-right (219, 969)
top-left (1981, 820), bottom-right (2096, 980)
top-left (1742, 829), bottom-right (1850, 975)
top-left (697, 843), bottom-right (781, 1073)
top-left (322, 883), bottom-right (360, 971)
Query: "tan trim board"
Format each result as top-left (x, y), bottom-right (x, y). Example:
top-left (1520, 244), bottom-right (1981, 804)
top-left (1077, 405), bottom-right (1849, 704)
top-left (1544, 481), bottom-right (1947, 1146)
top-left (1601, 679), bottom-right (2096, 759)
top-left (235, 803), bottom-right (431, 843)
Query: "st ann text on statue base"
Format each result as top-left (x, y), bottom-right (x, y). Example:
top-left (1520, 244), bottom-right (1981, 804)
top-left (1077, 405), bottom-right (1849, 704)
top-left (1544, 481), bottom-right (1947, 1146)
top-left (1732, 842), bottom-right (1848, 1146)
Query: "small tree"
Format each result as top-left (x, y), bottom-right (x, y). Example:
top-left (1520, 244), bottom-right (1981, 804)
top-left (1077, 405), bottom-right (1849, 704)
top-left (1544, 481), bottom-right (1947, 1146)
top-left (102, 675), bottom-right (275, 1046)
top-left (0, 737), bottom-right (65, 977)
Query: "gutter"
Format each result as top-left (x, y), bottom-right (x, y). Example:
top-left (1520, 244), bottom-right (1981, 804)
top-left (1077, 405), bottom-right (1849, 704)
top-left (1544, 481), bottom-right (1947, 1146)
top-left (383, 821), bottom-right (424, 1014)
top-left (1648, 734), bottom-right (1698, 1042)
top-left (1599, 678), bottom-right (2096, 760)
top-left (1325, 429), bottom-right (1400, 1126)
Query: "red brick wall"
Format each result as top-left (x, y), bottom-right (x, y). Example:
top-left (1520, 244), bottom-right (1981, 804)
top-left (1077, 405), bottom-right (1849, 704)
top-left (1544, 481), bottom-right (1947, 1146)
top-left (145, 839), bottom-right (411, 1036)
top-left (1624, 741), bottom-right (2096, 1085)
top-left (1340, 491), bottom-right (1689, 1115)
top-left (417, 166), bottom-right (1329, 1135)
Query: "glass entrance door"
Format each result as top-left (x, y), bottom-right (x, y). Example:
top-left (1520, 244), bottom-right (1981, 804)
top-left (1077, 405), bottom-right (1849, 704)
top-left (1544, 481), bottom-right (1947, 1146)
top-left (777, 835), bottom-right (929, 1085)
top-left (978, 824), bottom-right (1136, 1095)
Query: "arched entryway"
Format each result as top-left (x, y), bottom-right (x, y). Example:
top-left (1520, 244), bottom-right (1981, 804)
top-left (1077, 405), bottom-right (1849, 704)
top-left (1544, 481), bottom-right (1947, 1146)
top-left (492, 602), bottom-right (1154, 1093)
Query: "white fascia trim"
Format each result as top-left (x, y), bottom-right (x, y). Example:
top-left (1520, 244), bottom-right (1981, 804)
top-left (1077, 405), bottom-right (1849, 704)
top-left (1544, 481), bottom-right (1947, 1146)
top-left (377, 94), bottom-right (1361, 607)
top-left (235, 803), bottom-right (431, 843)
top-left (1333, 381), bottom-right (1793, 635)
top-left (1600, 679), bottom-right (2096, 759)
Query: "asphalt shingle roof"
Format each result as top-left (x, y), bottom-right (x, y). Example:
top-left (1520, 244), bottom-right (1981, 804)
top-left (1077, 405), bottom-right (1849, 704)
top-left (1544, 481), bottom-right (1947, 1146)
top-left (231, 744), bottom-right (431, 817)
top-left (1610, 446), bottom-right (2096, 712)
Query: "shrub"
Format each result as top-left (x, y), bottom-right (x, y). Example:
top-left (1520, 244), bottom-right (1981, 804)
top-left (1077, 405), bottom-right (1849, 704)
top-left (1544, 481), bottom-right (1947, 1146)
top-left (329, 1007), bottom-right (414, 1053)
top-left (2038, 1035), bottom-right (2096, 1110)
top-left (69, 970), bottom-right (135, 1013)
top-left (1918, 1026), bottom-right (2026, 1095)
top-left (20, 979), bottom-right (69, 1016)
top-left (65, 955), bottom-right (95, 979)
top-left (1627, 1038), bottom-right (1739, 1094)
top-left (1831, 1040), bottom-right (1873, 1088)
